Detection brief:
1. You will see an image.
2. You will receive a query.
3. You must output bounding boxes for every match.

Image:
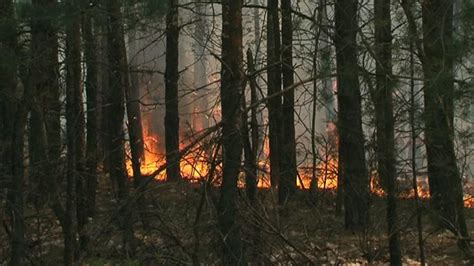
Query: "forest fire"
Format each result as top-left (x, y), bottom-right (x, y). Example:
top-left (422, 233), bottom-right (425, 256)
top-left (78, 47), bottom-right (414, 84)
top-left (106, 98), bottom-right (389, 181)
top-left (126, 125), bottom-right (474, 208)
top-left (125, 122), bottom-right (211, 181)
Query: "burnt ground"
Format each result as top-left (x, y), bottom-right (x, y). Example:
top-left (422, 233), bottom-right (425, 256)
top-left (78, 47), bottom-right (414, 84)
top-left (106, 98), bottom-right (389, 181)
top-left (1, 178), bottom-right (473, 265)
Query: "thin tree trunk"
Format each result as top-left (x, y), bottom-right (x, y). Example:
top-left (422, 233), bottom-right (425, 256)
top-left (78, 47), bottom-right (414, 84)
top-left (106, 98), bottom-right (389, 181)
top-left (125, 17), bottom-right (147, 228)
top-left (81, 0), bottom-right (99, 249)
top-left (218, 0), bottom-right (244, 263)
top-left (105, 0), bottom-right (135, 254)
top-left (279, 0), bottom-right (296, 205)
top-left (244, 48), bottom-right (259, 202)
top-left (373, 0), bottom-right (402, 263)
top-left (309, 2), bottom-right (322, 200)
top-left (266, 0), bottom-right (282, 188)
top-left (65, 0), bottom-right (84, 261)
top-left (421, 0), bottom-right (470, 253)
top-left (409, 34), bottom-right (425, 266)
top-left (165, 0), bottom-right (182, 182)
top-left (334, 0), bottom-right (369, 231)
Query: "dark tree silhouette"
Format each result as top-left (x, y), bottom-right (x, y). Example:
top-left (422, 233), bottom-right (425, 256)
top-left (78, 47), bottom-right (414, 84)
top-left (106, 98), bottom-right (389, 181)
top-left (104, 0), bottom-right (135, 254)
top-left (334, 0), bottom-right (369, 231)
top-left (217, 0), bottom-right (244, 263)
top-left (165, 0), bottom-right (182, 182)
top-left (373, 0), bottom-right (402, 263)
top-left (279, 0), bottom-right (297, 204)
top-left (421, 0), bottom-right (470, 253)
top-left (81, 0), bottom-right (99, 244)
top-left (266, 0), bottom-right (282, 188)
top-left (64, 0), bottom-right (83, 261)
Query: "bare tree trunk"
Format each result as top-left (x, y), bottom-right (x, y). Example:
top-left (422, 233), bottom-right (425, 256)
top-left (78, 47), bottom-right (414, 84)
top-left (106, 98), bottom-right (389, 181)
top-left (266, 0), bottom-right (282, 188)
top-left (165, 0), bottom-right (182, 182)
top-left (373, 0), bottom-right (402, 263)
top-left (421, 0), bottom-right (470, 253)
top-left (244, 48), bottom-right (259, 202)
top-left (125, 16), bottom-right (147, 228)
top-left (279, 0), bottom-right (296, 205)
top-left (81, 0), bottom-right (99, 249)
top-left (218, 0), bottom-right (244, 263)
top-left (0, 0), bottom-right (27, 262)
top-left (409, 33), bottom-right (425, 265)
top-left (64, 0), bottom-right (85, 261)
top-left (334, 0), bottom-right (369, 231)
top-left (105, 0), bottom-right (135, 254)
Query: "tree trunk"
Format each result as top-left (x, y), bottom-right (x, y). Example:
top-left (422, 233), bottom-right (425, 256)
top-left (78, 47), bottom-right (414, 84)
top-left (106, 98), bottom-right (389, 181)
top-left (421, 0), bottom-right (470, 252)
top-left (126, 25), bottom-right (148, 229)
top-left (165, 0), bottom-right (181, 181)
top-left (81, 1), bottom-right (99, 248)
top-left (409, 31), bottom-right (426, 265)
top-left (105, 0), bottom-right (135, 254)
top-left (334, 0), bottom-right (369, 231)
top-left (0, 0), bottom-right (27, 263)
top-left (64, 0), bottom-right (84, 261)
top-left (244, 48), bottom-right (258, 202)
top-left (266, 0), bottom-right (282, 187)
top-left (373, 0), bottom-right (402, 263)
top-left (279, 0), bottom-right (297, 205)
top-left (217, 0), bottom-right (244, 263)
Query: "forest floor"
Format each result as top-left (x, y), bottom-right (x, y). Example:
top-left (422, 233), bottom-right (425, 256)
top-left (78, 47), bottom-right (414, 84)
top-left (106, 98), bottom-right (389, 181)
top-left (1, 178), bottom-right (473, 265)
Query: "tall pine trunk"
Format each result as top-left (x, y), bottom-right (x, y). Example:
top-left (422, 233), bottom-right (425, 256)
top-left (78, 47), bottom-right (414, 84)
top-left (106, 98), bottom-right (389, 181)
top-left (126, 22), bottom-right (148, 228)
top-left (81, 1), bottom-right (99, 248)
top-left (217, 0), bottom-right (243, 263)
top-left (334, 0), bottom-right (369, 231)
top-left (421, 0), bottom-right (470, 252)
top-left (244, 48), bottom-right (259, 202)
top-left (266, 0), bottom-right (282, 187)
top-left (279, 0), bottom-right (297, 204)
top-left (165, 0), bottom-right (181, 181)
top-left (64, 0), bottom-right (84, 261)
top-left (104, 0), bottom-right (135, 254)
top-left (373, 0), bottom-right (402, 263)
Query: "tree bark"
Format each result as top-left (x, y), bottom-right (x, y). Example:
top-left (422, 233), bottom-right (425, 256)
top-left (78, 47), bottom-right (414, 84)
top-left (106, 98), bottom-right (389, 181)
top-left (105, 0), bottom-right (135, 254)
top-left (334, 0), bottom-right (369, 231)
top-left (64, 0), bottom-right (84, 261)
top-left (266, 0), bottom-right (282, 188)
top-left (244, 48), bottom-right (258, 203)
top-left (81, 0), bottom-right (99, 249)
top-left (373, 0), bottom-right (402, 263)
top-left (218, 0), bottom-right (244, 263)
top-left (165, 0), bottom-right (182, 181)
top-left (421, 0), bottom-right (470, 252)
top-left (279, 0), bottom-right (297, 205)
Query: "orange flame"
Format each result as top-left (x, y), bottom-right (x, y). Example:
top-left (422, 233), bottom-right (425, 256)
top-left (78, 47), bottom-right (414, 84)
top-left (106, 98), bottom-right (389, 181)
top-left (125, 121), bottom-right (473, 208)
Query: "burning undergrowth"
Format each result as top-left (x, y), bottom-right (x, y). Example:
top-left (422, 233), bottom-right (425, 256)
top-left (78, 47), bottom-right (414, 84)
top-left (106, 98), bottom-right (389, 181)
top-left (124, 123), bottom-right (474, 208)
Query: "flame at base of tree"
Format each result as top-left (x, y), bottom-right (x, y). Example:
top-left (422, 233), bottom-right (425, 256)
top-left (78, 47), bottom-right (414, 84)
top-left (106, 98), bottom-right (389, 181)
top-left (125, 129), bottom-right (474, 208)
